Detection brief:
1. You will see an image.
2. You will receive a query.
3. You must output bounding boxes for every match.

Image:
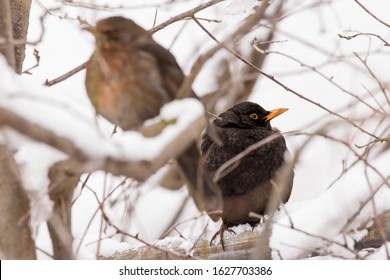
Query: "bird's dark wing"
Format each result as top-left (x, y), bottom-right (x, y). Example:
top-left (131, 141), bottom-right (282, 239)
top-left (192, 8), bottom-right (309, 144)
top-left (137, 40), bottom-right (186, 99)
top-left (213, 110), bottom-right (241, 128)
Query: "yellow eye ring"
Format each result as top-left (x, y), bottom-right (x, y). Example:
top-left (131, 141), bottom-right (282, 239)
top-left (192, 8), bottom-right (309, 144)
top-left (250, 113), bottom-right (258, 120)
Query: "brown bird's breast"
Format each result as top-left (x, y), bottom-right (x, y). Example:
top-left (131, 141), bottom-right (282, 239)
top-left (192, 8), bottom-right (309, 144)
top-left (85, 46), bottom-right (172, 130)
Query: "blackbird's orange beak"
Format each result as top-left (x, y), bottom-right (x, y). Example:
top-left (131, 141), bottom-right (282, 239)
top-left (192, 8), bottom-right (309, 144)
top-left (263, 108), bottom-right (288, 122)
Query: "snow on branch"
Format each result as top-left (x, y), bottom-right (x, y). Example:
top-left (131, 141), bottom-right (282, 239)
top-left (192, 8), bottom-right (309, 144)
top-left (0, 57), bottom-right (206, 180)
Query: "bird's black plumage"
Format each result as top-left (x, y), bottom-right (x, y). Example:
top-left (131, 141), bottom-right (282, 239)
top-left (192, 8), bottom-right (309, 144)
top-left (201, 101), bottom-right (293, 249)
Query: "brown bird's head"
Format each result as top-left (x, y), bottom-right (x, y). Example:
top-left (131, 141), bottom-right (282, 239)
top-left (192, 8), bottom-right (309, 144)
top-left (215, 101), bottom-right (288, 129)
top-left (85, 16), bottom-right (150, 49)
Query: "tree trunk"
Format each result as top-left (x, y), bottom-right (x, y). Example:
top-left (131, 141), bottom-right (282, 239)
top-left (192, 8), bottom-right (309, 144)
top-left (0, 146), bottom-right (36, 259)
top-left (0, 0), bottom-right (16, 69)
top-left (0, 0), bottom-right (32, 73)
top-left (10, 0), bottom-right (32, 73)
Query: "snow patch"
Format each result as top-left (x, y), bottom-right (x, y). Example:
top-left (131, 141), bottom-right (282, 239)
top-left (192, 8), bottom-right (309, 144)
top-left (223, 0), bottom-right (261, 19)
top-left (14, 142), bottom-right (67, 228)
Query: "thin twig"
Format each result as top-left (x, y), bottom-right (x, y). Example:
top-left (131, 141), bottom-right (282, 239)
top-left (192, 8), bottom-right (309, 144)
top-left (293, 131), bottom-right (390, 189)
top-left (103, 211), bottom-right (191, 259)
top-left (274, 221), bottom-right (364, 259)
top-left (149, 0), bottom-right (226, 34)
top-left (22, 49), bottom-right (41, 74)
top-left (354, 0), bottom-right (390, 28)
top-left (42, 1), bottom-right (224, 86)
top-left (44, 61), bottom-right (88, 86)
top-left (255, 47), bottom-right (385, 116)
top-left (176, 0), bottom-right (270, 100)
top-left (189, 221), bottom-right (209, 253)
top-left (338, 32), bottom-right (390, 47)
top-left (353, 52), bottom-right (390, 108)
top-left (192, 17), bottom-right (381, 140)
top-left (213, 133), bottom-right (282, 183)
top-left (161, 212), bottom-right (209, 239)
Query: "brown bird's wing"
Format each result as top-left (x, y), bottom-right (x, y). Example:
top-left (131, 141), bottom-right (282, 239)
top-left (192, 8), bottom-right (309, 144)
top-left (137, 40), bottom-right (187, 99)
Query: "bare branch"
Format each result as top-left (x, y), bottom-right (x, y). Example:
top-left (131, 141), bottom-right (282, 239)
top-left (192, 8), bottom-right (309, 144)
top-left (0, 106), bottom-right (206, 181)
top-left (354, 0), bottom-right (390, 28)
top-left (44, 61), bottom-right (87, 86)
top-left (149, 0), bottom-right (226, 33)
top-left (338, 32), bottom-right (390, 47)
top-left (194, 16), bottom-right (382, 139)
top-left (353, 52), bottom-right (390, 107)
top-left (255, 47), bottom-right (385, 116)
top-left (177, 0), bottom-right (270, 99)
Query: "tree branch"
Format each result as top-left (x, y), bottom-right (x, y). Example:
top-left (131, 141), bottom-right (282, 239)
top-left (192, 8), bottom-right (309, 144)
top-left (149, 0), bottom-right (226, 34)
top-left (0, 106), bottom-right (206, 181)
top-left (354, 0), bottom-right (390, 28)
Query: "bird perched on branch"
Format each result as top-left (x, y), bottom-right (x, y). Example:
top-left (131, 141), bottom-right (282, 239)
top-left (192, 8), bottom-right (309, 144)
top-left (201, 101), bottom-right (294, 250)
top-left (84, 16), bottom-right (221, 212)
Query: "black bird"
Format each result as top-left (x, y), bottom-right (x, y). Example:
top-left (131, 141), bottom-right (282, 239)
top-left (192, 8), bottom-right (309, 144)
top-left (201, 101), bottom-right (294, 249)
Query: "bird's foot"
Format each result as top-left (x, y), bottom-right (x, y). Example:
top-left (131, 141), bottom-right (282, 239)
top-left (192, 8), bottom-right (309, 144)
top-left (248, 219), bottom-right (261, 232)
top-left (210, 223), bottom-right (236, 251)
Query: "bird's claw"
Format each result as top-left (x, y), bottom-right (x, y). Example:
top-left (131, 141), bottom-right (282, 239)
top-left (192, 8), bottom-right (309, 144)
top-left (209, 223), bottom-right (236, 251)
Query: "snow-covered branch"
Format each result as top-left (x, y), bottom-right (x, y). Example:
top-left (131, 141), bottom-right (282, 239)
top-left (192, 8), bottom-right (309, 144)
top-left (0, 58), bottom-right (206, 181)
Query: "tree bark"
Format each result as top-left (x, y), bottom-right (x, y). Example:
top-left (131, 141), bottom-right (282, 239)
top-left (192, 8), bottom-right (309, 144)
top-left (10, 0), bottom-right (32, 74)
top-left (0, 0), bottom-right (31, 73)
top-left (0, 0), bottom-right (16, 69)
top-left (0, 145), bottom-right (36, 259)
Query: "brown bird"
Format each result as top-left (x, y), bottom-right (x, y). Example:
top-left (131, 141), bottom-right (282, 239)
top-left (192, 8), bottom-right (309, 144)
top-left (84, 16), bottom-right (221, 212)
top-left (201, 101), bottom-right (294, 250)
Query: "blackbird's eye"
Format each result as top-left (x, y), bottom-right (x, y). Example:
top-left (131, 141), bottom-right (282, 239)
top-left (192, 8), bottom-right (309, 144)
top-left (250, 113), bottom-right (259, 120)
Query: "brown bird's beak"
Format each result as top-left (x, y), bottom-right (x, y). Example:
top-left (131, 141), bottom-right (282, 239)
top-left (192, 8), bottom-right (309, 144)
top-left (82, 24), bottom-right (96, 35)
top-left (263, 108), bottom-right (288, 122)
